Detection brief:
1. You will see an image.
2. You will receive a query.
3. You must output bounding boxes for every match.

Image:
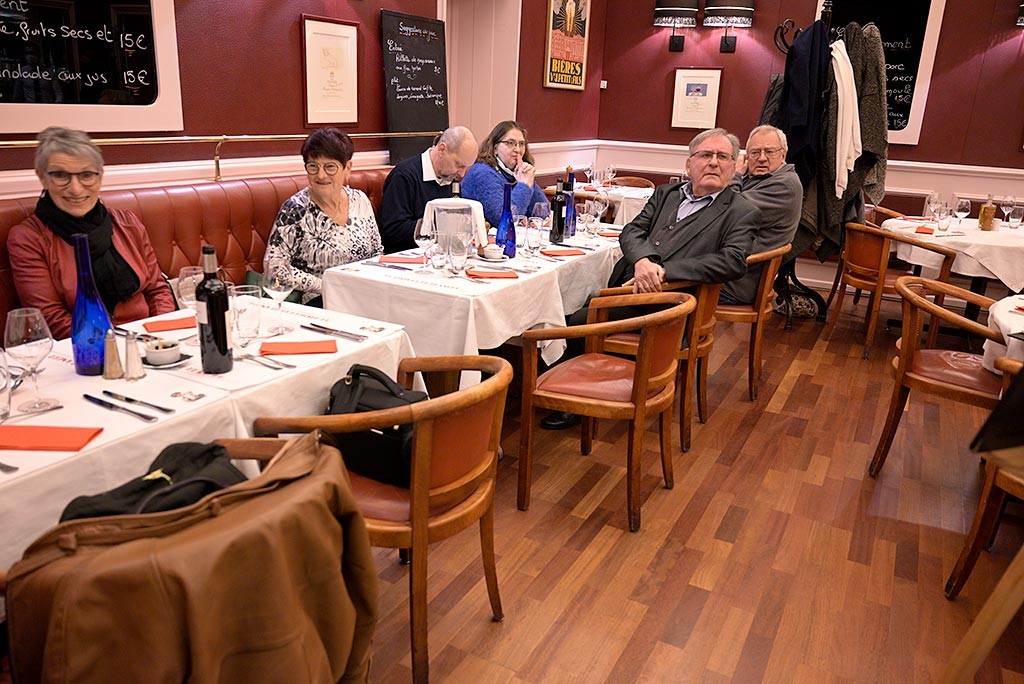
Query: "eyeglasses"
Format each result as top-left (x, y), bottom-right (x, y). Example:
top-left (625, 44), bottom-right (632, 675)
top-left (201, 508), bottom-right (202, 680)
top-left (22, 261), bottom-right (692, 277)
top-left (690, 151), bottom-right (735, 163)
top-left (747, 147), bottom-right (783, 159)
top-left (46, 170), bottom-right (100, 187)
top-left (498, 139), bottom-right (527, 150)
top-left (304, 162), bottom-right (341, 175)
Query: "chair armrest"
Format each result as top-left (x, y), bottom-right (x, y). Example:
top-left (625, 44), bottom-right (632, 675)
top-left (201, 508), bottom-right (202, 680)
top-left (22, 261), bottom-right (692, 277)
top-left (599, 280), bottom-right (701, 297)
top-left (215, 438), bottom-right (290, 462)
top-left (254, 404), bottom-right (417, 438)
top-left (747, 243), bottom-right (791, 265)
top-left (995, 357), bottom-right (1023, 378)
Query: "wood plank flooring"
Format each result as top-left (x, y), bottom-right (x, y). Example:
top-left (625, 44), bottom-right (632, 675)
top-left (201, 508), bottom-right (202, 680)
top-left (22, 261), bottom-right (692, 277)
top-left (368, 296), bottom-right (1024, 683)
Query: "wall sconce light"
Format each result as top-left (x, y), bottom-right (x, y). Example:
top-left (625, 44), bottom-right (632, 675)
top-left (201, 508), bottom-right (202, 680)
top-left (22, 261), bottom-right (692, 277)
top-left (654, 0), bottom-right (698, 52)
top-left (703, 0), bottom-right (754, 52)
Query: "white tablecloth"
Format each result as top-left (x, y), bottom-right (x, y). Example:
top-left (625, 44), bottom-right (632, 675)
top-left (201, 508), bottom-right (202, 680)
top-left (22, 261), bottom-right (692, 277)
top-left (982, 294), bottom-right (1024, 373)
top-left (610, 186), bottom-right (655, 225)
top-left (0, 305), bottom-right (413, 584)
top-left (322, 233), bottom-right (622, 365)
top-left (882, 218), bottom-right (1024, 292)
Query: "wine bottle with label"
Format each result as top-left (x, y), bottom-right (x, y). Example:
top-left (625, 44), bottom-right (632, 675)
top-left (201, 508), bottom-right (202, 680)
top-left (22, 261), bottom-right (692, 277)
top-left (451, 180), bottom-right (461, 198)
top-left (195, 245), bottom-right (233, 374)
top-left (550, 179), bottom-right (567, 244)
top-left (564, 166), bottom-right (577, 237)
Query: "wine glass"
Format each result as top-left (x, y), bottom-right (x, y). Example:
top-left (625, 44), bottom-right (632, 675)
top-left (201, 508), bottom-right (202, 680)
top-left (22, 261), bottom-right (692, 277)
top-left (1009, 206), bottom-right (1023, 230)
top-left (583, 162), bottom-right (594, 184)
top-left (261, 257), bottom-right (294, 334)
top-left (4, 308), bottom-right (58, 412)
top-left (229, 285), bottom-right (262, 348)
top-left (176, 266), bottom-right (203, 311)
top-left (926, 192), bottom-right (943, 218)
top-left (413, 219), bottom-right (433, 270)
top-left (1000, 195), bottom-right (1016, 225)
top-left (605, 164), bottom-right (617, 184)
top-left (954, 198), bottom-right (972, 228)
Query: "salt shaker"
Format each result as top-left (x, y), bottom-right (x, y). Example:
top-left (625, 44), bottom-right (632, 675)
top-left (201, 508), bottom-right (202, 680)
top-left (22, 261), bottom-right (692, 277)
top-left (102, 329), bottom-right (124, 379)
top-left (123, 332), bottom-right (147, 381)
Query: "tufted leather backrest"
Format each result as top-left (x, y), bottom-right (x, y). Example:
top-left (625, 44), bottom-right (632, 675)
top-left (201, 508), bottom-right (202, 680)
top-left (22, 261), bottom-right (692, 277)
top-left (0, 167), bottom-right (392, 324)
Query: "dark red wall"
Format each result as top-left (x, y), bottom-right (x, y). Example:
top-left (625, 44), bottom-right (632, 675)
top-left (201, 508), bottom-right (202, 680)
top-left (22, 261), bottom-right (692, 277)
top-left (519, 0), bottom-right (1024, 169)
top-left (0, 0), bottom-right (437, 170)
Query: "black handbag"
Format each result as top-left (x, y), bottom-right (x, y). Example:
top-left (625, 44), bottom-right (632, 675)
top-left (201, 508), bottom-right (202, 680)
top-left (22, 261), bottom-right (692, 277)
top-left (60, 442), bottom-right (247, 522)
top-left (327, 364), bottom-right (428, 487)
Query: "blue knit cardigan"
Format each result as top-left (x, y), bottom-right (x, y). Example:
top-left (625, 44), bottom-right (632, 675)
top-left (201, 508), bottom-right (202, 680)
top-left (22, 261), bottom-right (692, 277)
top-left (460, 162), bottom-right (549, 227)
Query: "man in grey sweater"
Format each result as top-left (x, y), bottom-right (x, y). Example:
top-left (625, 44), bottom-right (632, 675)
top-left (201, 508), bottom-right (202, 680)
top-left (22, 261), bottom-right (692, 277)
top-left (720, 125), bottom-right (802, 305)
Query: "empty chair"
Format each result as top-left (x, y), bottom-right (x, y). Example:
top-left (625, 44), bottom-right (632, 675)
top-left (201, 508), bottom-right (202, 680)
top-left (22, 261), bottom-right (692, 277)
top-left (253, 355), bottom-right (512, 684)
top-left (716, 243), bottom-right (792, 400)
top-left (869, 277), bottom-right (1004, 478)
top-left (517, 292), bottom-right (695, 532)
top-left (824, 222), bottom-right (955, 357)
top-left (607, 175), bottom-right (656, 189)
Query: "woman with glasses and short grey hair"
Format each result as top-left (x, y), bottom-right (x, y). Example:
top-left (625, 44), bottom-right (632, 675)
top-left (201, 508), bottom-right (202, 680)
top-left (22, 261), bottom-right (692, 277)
top-left (7, 126), bottom-right (174, 339)
top-left (265, 127), bottom-right (382, 306)
top-left (461, 120), bottom-right (550, 228)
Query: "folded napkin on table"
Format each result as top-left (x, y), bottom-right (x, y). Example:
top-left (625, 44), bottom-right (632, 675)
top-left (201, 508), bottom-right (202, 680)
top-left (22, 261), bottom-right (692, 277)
top-left (144, 316), bottom-right (197, 333)
top-left (465, 269), bottom-right (518, 279)
top-left (598, 231), bottom-right (622, 238)
top-left (380, 254), bottom-right (426, 265)
top-left (260, 340), bottom-right (337, 355)
top-left (0, 425), bottom-right (103, 452)
top-left (915, 226), bottom-right (935, 235)
top-left (540, 248), bottom-right (586, 257)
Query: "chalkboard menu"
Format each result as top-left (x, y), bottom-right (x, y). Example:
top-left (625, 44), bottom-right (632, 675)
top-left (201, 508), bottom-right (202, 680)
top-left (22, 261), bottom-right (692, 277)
top-left (828, 0), bottom-right (932, 132)
top-left (0, 0), bottom-right (157, 106)
top-left (380, 10), bottom-right (448, 164)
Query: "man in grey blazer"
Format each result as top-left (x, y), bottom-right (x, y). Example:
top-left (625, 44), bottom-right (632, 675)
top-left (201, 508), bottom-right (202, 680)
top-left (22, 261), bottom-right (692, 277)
top-left (719, 124), bottom-right (802, 305)
top-left (542, 128), bottom-right (760, 430)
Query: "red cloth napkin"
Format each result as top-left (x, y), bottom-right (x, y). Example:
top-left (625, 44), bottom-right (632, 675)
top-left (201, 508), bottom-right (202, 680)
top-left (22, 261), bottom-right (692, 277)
top-left (144, 316), bottom-right (197, 332)
top-left (1014, 306), bottom-right (1024, 314)
top-left (260, 340), bottom-right (337, 355)
top-left (0, 426), bottom-right (103, 452)
top-left (465, 269), bottom-right (518, 279)
top-left (380, 255), bottom-right (426, 265)
top-left (540, 248), bottom-right (586, 257)
top-left (915, 226), bottom-right (935, 235)
top-left (598, 231), bottom-right (621, 238)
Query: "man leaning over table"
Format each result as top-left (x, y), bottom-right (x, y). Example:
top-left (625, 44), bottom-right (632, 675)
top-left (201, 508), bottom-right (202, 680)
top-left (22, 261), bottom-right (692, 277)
top-left (719, 124), bottom-right (802, 305)
top-left (542, 127), bottom-right (760, 430)
top-left (377, 125), bottom-right (479, 253)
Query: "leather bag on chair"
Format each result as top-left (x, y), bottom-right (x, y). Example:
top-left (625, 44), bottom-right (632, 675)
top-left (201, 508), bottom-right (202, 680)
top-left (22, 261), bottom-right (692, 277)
top-left (327, 364), bottom-right (427, 487)
top-left (5, 432), bottom-right (378, 684)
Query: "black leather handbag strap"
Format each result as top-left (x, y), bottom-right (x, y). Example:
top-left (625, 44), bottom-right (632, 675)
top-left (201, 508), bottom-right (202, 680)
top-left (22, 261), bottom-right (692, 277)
top-left (349, 364), bottom-right (414, 399)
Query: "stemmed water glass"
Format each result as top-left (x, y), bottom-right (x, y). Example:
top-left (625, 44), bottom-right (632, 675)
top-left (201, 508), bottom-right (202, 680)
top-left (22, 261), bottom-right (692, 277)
top-left (176, 266), bottom-right (204, 345)
top-left (589, 190), bottom-right (610, 225)
top-left (1000, 195), bottom-right (1016, 226)
top-left (926, 192), bottom-right (944, 218)
top-left (413, 219), bottom-right (433, 271)
top-left (4, 308), bottom-right (58, 413)
top-left (605, 164), bottom-right (617, 184)
top-left (261, 256), bottom-right (294, 334)
top-left (954, 198), bottom-right (972, 228)
top-left (583, 162), bottom-right (594, 184)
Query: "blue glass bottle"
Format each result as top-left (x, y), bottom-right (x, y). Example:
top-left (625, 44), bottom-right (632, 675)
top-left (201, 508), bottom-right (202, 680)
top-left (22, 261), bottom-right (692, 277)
top-left (71, 234), bottom-right (113, 375)
top-left (495, 182), bottom-right (516, 258)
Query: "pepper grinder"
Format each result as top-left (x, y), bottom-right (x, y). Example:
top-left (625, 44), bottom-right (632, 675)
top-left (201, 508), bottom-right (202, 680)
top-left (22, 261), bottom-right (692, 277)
top-left (102, 329), bottom-right (124, 379)
top-left (123, 332), bottom-right (146, 381)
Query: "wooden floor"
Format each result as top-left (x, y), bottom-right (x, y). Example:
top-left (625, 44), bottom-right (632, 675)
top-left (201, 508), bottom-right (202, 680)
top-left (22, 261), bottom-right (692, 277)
top-left (368, 296), bottom-right (1024, 684)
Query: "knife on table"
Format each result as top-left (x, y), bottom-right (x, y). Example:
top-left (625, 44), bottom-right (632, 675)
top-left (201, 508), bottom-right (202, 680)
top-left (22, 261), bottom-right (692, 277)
top-left (102, 390), bottom-right (176, 414)
top-left (363, 261), bottom-right (413, 272)
top-left (300, 323), bottom-right (368, 342)
top-left (83, 394), bottom-right (158, 423)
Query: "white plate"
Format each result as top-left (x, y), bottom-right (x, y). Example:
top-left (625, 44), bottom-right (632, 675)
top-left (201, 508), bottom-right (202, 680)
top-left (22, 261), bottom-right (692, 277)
top-left (142, 353), bottom-right (193, 370)
top-left (477, 254), bottom-right (510, 263)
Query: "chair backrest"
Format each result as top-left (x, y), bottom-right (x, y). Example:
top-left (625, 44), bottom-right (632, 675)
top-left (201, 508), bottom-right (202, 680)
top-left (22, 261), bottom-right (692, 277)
top-left (608, 176), bottom-right (656, 189)
top-left (253, 356), bottom-right (513, 508)
top-left (749, 243), bottom-right (792, 314)
top-left (658, 280), bottom-right (721, 352)
top-left (843, 222), bottom-right (890, 285)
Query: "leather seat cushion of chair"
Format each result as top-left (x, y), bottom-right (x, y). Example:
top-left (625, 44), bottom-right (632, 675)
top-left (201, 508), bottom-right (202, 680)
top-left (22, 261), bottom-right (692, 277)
top-left (537, 353), bottom-right (636, 402)
top-left (910, 349), bottom-right (1002, 396)
top-left (348, 471), bottom-right (461, 523)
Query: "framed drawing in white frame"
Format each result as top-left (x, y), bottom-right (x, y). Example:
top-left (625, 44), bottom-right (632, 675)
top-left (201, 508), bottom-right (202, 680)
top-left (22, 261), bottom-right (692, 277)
top-left (302, 14), bottom-right (359, 126)
top-left (671, 67), bottom-right (723, 130)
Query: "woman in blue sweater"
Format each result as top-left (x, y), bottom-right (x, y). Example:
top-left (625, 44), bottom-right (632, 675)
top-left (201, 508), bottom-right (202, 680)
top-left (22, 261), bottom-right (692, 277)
top-left (461, 121), bottom-right (549, 227)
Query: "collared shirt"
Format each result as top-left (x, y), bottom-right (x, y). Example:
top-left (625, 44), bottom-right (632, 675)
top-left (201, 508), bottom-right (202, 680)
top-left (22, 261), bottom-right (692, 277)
top-left (420, 148), bottom-right (452, 187)
top-left (676, 182), bottom-right (723, 222)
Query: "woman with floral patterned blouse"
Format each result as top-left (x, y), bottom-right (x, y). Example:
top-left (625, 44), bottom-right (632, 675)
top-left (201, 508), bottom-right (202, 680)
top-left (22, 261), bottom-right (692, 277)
top-left (265, 128), bottom-right (382, 306)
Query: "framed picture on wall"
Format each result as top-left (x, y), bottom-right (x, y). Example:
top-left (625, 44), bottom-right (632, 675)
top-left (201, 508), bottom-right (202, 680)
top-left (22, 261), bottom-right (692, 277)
top-left (671, 68), bottom-right (723, 129)
top-left (543, 0), bottom-right (591, 91)
top-left (302, 14), bottom-right (359, 125)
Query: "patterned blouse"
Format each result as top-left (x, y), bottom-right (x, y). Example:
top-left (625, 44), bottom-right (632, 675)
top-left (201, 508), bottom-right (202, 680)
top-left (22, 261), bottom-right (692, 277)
top-left (266, 186), bottom-right (383, 303)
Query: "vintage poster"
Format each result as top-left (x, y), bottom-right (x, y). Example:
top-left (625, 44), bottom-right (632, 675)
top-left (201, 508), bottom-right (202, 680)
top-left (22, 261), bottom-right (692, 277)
top-left (544, 0), bottom-right (590, 91)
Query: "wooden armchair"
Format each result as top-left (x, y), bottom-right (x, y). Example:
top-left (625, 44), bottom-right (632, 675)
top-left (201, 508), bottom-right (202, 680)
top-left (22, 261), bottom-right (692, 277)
top-left (517, 292), bottom-right (695, 532)
top-left (869, 277), bottom-right (1004, 478)
top-left (716, 243), bottom-right (792, 400)
top-left (251, 355), bottom-right (513, 684)
top-left (600, 282), bottom-right (721, 451)
top-left (824, 222), bottom-right (956, 357)
top-left (868, 205), bottom-right (905, 223)
top-left (607, 176), bottom-right (656, 189)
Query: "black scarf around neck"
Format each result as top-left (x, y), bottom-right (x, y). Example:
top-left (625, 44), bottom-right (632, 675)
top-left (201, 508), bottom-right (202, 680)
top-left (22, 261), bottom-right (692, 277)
top-left (35, 192), bottom-right (140, 314)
